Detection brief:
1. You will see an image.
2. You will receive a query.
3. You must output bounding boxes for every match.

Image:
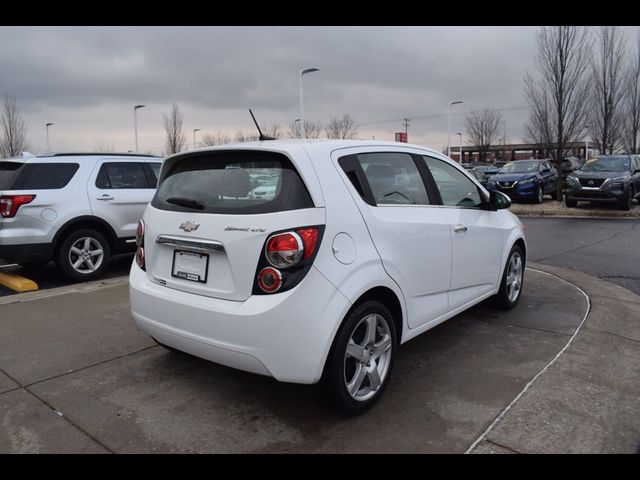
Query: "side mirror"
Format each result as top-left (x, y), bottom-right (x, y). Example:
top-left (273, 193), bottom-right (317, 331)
top-left (488, 190), bottom-right (511, 210)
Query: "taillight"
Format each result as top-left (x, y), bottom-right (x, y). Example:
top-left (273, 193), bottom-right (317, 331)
top-left (253, 225), bottom-right (324, 295)
top-left (136, 247), bottom-right (145, 270)
top-left (136, 219), bottom-right (145, 247)
top-left (257, 267), bottom-right (282, 293)
top-left (266, 232), bottom-right (303, 268)
top-left (0, 194), bottom-right (36, 218)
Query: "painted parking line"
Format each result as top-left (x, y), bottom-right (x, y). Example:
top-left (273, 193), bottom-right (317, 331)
top-left (0, 272), bottom-right (39, 292)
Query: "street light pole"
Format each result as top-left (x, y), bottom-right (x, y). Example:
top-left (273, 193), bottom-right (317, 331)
top-left (45, 123), bottom-right (54, 152)
top-left (456, 132), bottom-right (463, 164)
top-left (133, 105), bottom-right (145, 153)
top-left (299, 67), bottom-right (320, 139)
top-left (447, 100), bottom-right (463, 158)
top-left (193, 128), bottom-right (201, 149)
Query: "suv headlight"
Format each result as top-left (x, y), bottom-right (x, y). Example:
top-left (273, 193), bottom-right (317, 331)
top-left (519, 177), bottom-right (537, 185)
top-left (566, 176), bottom-right (578, 185)
top-left (606, 176), bottom-right (628, 189)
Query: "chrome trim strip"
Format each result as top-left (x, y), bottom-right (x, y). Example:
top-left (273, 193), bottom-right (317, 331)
top-left (156, 235), bottom-right (225, 253)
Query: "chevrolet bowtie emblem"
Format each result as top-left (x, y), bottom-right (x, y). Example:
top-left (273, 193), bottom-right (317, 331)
top-left (179, 221), bottom-right (200, 232)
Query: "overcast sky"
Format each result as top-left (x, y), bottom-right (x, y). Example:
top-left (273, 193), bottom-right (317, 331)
top-left (1, 26), bottom-right (639, 155)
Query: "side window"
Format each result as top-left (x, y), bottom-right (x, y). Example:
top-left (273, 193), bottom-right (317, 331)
top-left (422, 156), bottom-right (483, 208)
top-left (149, 162), bottom-right (161, 183)
top-left (14, 163), bottom-right (79, 190)
top-left (355, 152), bottom-right (430, 205)
top-left (95, 162), bottom-right (151, 189)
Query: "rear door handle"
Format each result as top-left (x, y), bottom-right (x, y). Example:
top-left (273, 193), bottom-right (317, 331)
top-left (96, 195), bottom-right (114, 201)
top-left (453, 224), bottom-right (468, 233)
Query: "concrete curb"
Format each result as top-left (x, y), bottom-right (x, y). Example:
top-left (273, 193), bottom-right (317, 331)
top-left (468, 262), bottom-right (640, 454)
top-left (0, 275), bottom-right (129, 305)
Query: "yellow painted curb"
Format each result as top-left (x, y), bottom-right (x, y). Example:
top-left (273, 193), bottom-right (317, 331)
top-left (0, 272), bottom-right (39, 292)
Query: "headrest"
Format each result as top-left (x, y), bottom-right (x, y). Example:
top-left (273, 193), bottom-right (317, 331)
top-left (365, 164), bottom-right (396, 178)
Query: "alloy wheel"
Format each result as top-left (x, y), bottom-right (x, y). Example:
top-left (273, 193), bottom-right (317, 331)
top-left (506, 251), bottom-right (523, 303)
top-left (68, 237), bottom-right (104, 274)
top-left (343, 313), bottom-right (393, 402)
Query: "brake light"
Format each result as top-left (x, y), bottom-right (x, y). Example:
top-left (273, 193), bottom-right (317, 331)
top-left (254, 226), bottom-right (324, 295)
top-left (136, 247), bottom-right (145, 270)
top-left (296, 228), bottom-right (320, 259)
top-left (257, 267), bottom-right (282, 293)
top-left (0, 194), bottom-right (36, 218)
top-left (266, 231), bottom-right (303, 268)
top-left (136, 219), bottom-right (145, 247)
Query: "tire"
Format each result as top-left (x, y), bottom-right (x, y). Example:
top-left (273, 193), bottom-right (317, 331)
top-left (493, 245), bottom-right (525, 310)
top-left (619, 187), bottom-right (633, 211)
top-left (315, 300), bottom-right (397, 415)
top-left (56, 228), bottom-right (111, 282)
top-left (535, 185), bottom-right (543, 204)
top-left (565, 197), bottom-right (577, 208)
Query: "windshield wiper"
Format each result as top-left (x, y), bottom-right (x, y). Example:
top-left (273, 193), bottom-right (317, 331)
top-left (165, 197), bottom-right (204, 210)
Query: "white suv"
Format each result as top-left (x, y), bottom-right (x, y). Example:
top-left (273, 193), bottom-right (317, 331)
top-left (0, 152), bottom-right (162, 281)
top-left (129, 140), bottom-right (525, 414)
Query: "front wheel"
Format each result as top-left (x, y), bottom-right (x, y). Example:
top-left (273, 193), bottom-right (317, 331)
top-left (316, 301), bottom-right (397, 415)
top-left (619, 186), bottom-right (634, 211)
top-left (494, 245), bottom-right (525, 310)
top-left (56, 229), bottom-right (111, 281)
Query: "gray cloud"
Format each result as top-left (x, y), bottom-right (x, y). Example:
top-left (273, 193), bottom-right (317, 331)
top-left (1, 26), bottom-right (638, 153)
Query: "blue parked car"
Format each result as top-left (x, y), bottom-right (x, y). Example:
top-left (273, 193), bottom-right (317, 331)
top-left (487, 159), bottom-right (558, 203)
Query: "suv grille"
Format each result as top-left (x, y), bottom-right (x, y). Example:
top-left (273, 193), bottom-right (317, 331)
top-left (579, 178), bottom-right (605, 188)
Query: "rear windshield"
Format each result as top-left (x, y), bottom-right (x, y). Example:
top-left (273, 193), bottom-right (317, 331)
top-left (0, 162), bottom-right (24, 189)
top-left (152, 150), bottom-right (314, 214)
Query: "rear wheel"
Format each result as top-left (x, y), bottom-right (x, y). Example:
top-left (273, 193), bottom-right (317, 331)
top-left (535, 185), bottom-right (544, 204)
top-left (619, 187), bottom-right (633, 211)
top-left (316, 300), bottom-right (397, 415)
top-left (494, 245), bottom-right (525, 310)
top-left (56, 229), bottom-right (111, 281)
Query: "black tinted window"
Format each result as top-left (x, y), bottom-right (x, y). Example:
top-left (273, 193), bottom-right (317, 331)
top-left (0, 162), bottom-right (24, 189)
top-left (356, 152), bottom-right (430, 205)
top-left (96, 162), bottom-right (150, 189)
top-left (152, 150), bottom-right (313, 214)
top-left (6, 163), bottom-right (79, 190)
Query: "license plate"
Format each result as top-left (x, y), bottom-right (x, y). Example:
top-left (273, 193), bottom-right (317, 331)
top-left (171, 250), bottom-right (209, 283)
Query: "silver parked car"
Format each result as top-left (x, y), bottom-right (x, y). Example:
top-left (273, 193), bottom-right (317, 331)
top-left (0, 152), bottom-right (162, 280)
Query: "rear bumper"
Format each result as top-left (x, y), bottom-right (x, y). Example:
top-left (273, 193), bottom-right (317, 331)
top-left (0, 242), bottom-right (54, 264)
top-left (129, 264), bottom-right (352, 384)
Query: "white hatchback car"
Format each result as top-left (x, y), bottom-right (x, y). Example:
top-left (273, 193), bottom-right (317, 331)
top-left (129, 140), bottom-right (526, 414)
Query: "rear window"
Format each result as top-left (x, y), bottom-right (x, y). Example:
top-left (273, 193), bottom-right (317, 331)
top-left (152, 150), bottom-right (314, 214)
top-left (0, 162), bottom-right (24, 189)
top-left (1, 162), bottom-right (79, 190)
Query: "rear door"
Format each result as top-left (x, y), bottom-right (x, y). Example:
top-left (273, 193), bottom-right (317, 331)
top-left (87, 160), bottom-right (156, 239)
top-left (144, 149), bottom-right (322, 302)
top-left (420, 155), bottom-right (504, 310)
top-left (335, 148), bottom-right (452, 329)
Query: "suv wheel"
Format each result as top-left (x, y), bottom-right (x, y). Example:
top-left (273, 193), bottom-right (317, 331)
top-left (535, 185), bottom-right (544, 204)
top-left (57, 229), bottom-right (111, 281)
top-left (316, 300), bottom-right (397, 415)
top-left (565, 197), bottom-right (577, 208)
top-left (619, 186), bottom-right (634, 211)
top-left (494, 245), bottom-right (525, 310)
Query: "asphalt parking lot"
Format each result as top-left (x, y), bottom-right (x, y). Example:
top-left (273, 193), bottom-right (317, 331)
top-left (1, 217), bottom-right (640, 453)
top-left (0, 267), bottom-right (592, 453)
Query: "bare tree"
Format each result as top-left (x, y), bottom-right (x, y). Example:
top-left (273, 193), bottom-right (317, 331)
top-left (234, 130), bottom-right (259, 143)
top-left (287, 119), bottom-right (323, 139)
top-left (93, 141), bottom-right (116, 153)
top-left (464, 109), bottom-right (504, 162)
top-left (524, 26), bottom-right (592, 200)
top-left (589, 26), bottom-right (627, 155)
top-left (201, 130), bottom-right (231, 146)
top-left (623, 33), bottom-right (640, 154)
top-left (162, 103), bottom-right (187, 155)
top-left (263, 123), bottom-right (283, 139)
top-left (0, 95), bottom-right (27, 158)
top-left (326, 114), bottom-right (358, 139)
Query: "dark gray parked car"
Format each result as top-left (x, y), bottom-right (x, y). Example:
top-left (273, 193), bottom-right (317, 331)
top-left (565, 155), bottom-right (640, 210)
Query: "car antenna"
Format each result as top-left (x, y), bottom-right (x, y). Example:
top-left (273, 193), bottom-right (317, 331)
top-left (249, 109), bottom-right (276, 141)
